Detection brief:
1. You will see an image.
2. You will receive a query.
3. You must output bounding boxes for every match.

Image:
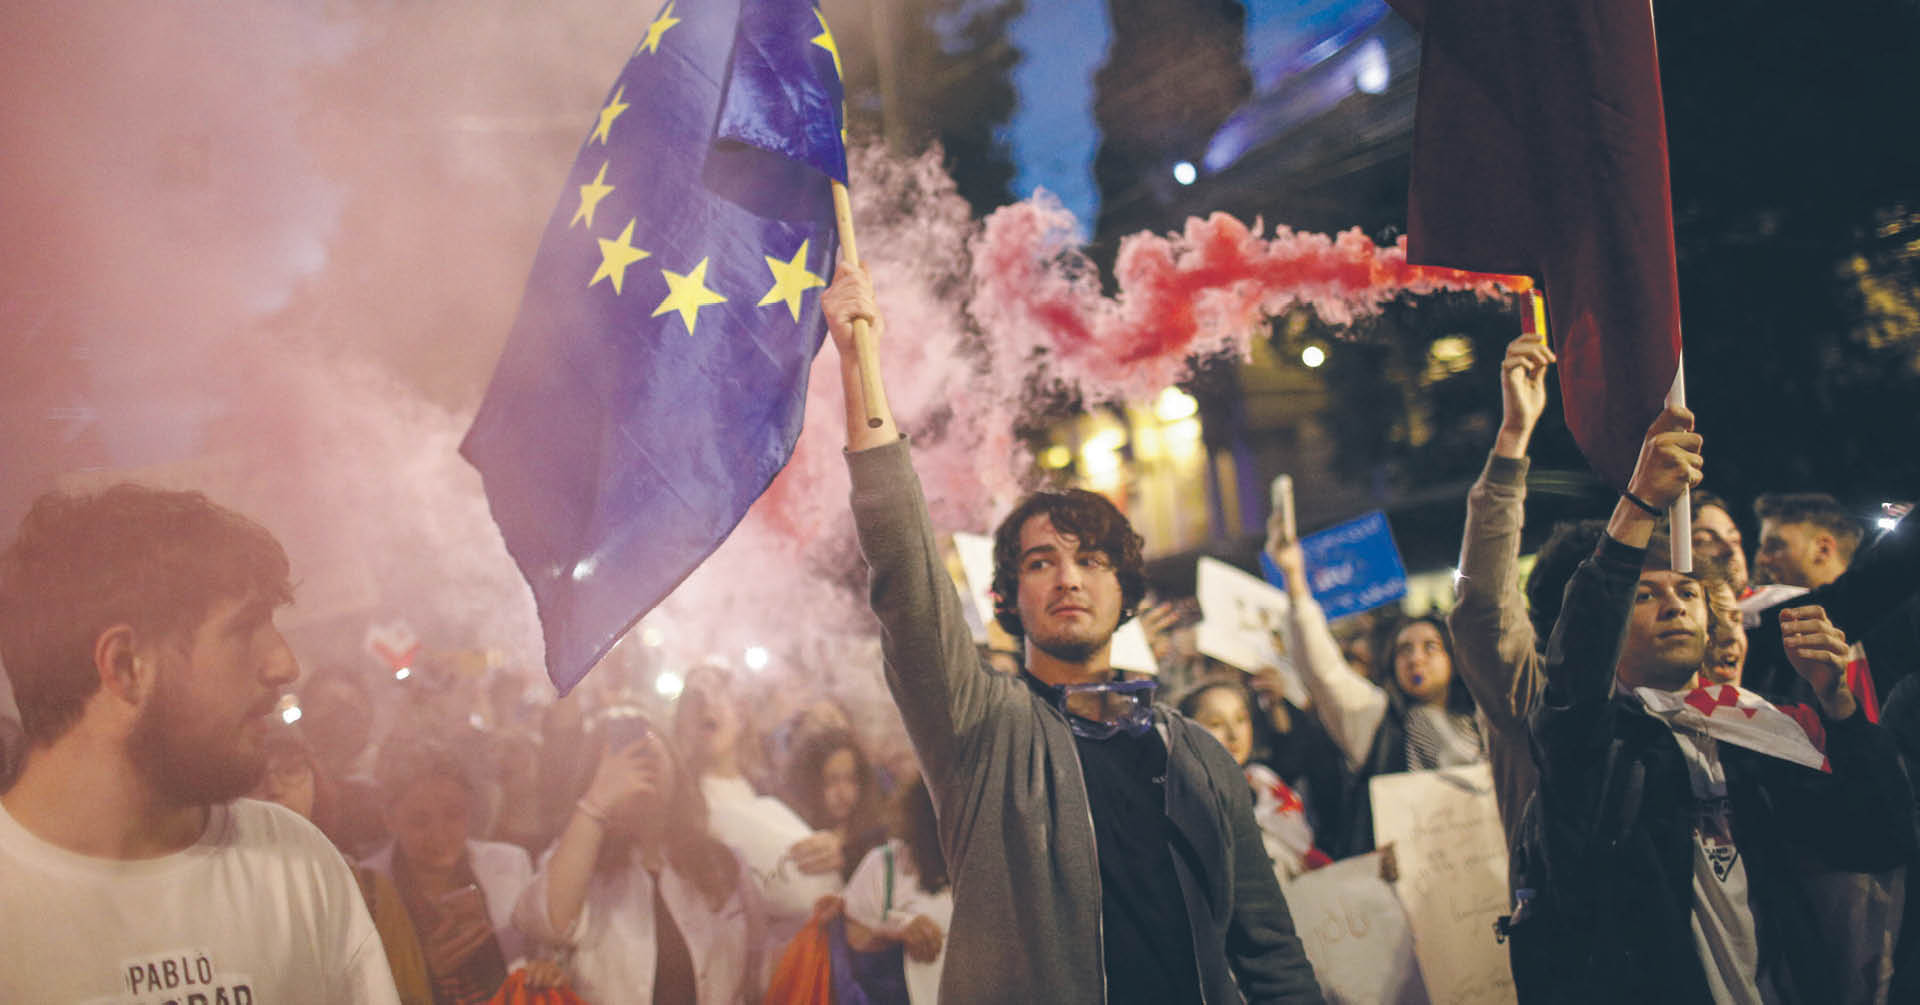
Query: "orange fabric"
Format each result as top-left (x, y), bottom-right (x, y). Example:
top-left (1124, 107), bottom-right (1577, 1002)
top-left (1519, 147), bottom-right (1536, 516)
top-left (766, 918), bottom-right (834, 1004)
top-left (483, 969), bottom-right (586, 1005)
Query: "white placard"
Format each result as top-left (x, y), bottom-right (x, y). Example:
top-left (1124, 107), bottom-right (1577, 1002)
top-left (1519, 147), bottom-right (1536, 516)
top-left (1109, 619), bottom-right (1158, 674)
top-left (1369, 764), bottom-right (1516, 1005)
top-left (951, 531), bottom-right (998, 642)
top-left (1283, 852), bottom-right (1427, 1005)
top-left (1195, 557), bottom-right (1306, 704)
top-left (1195, 556), bottom-right (1289, 669)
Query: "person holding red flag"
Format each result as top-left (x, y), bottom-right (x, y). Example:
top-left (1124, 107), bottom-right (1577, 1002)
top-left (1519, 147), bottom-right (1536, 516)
top-left (1513, 408), bottom-right (1916, 1002)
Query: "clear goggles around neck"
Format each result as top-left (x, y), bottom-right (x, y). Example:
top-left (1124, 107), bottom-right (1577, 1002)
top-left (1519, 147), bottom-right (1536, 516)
top-left (1056, 678), bottom-right (1159, 740)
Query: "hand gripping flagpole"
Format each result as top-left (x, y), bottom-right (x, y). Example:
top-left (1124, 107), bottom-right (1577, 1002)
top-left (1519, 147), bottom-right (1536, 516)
top-left (832, 182), bottom-right (887, 429)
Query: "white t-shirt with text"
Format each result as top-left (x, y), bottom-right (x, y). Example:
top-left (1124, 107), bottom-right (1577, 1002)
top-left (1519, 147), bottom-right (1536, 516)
top-left (0, 796), bottom-right (400, 1004)
top-left (1668, 727), bottom-right (1774, 1005)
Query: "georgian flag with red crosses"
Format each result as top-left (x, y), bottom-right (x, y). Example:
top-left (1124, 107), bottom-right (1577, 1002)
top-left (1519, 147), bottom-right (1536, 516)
top-left (1635, 683), bottom-right (1831, 773)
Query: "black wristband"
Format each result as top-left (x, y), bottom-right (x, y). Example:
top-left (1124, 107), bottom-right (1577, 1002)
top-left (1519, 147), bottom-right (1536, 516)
top-left (1622, 490), bottom-right (1663, 516)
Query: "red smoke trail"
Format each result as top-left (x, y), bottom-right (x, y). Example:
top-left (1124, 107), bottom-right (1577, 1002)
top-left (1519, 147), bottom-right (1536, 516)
top-left (970, 196), bottom-right (1529, 402)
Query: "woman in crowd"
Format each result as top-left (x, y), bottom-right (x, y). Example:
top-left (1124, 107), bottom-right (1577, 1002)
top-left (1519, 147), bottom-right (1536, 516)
top-left (250, 723), bottom-right (433, 1005)
top-left (365, 742), bottom-right (536, 1005)
top-left (1269, 512), bottom-right (1486, 855)
top-left (516, 711), bottom-right (759, 1003)
top-left (675, 667), bottom-right (844, 965)
top-left (841, 776), bottom-right (954, 1005)
top-left (785, 727), bottom-right (888, 885)
top-left (1179, 678), bottom-right (1331, 881)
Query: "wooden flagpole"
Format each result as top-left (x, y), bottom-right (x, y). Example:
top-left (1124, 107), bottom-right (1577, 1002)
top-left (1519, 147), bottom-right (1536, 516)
top-left (832, 182), bottom-right (886, 429)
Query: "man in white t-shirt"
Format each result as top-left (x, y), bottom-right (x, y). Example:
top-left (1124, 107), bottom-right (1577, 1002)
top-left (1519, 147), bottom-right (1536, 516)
top-left (0, 484), bottom-right (401, 1003)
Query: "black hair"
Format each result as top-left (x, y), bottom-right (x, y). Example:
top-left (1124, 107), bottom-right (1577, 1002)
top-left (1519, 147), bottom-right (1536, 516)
top-left (1386, 614), bottom-right (1477, 716)
top-left (1525, 519), bottom-right (1609, 643)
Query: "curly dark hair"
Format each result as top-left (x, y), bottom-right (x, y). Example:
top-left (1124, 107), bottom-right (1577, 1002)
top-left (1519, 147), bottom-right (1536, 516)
top-left (785, 728), bottom-right (885, 881)
top-left (990, 490), bottom-right (1147, 638)
top-left (0, 484), bottom-right (293, 745)
top-left (1525, 519), bottom-right (1609, 643)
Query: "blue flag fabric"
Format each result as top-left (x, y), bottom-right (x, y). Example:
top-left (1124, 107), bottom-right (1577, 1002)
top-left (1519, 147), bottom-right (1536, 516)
top-left (461, 0), bottom-right (845, 694)
top-left (1259, 511), bottom-right (1410, 621)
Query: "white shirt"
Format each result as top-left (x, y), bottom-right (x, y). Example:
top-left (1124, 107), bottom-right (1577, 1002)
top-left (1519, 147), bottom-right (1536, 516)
top-left (513, 844), bottom-right (759, 1005)
top-left (0, 796), bottom-right (400, 1004)
top-left (1668, 726), bottom-right (1772, 1005)
top-left (698, 775), bottom-right (839, 943)
top-left (842, 839), bottom-right (953, 1005)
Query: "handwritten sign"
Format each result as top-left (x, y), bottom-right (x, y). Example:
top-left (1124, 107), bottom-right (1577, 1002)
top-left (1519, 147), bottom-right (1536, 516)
top-left (1369, 764), bottom-right (1515, 1005)
top-left (1283, 852), bottom-right (1427, 1004)
top-left (1195, 557), bottom-right (1307, 704)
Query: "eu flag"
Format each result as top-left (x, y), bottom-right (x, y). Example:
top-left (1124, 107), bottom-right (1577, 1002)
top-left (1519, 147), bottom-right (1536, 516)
top-left (461, 0), bottom-right (846, 694)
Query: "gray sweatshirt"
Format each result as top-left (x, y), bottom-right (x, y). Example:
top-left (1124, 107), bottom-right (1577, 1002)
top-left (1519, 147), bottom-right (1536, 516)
top-left (848, 438), bottom-right (1324, 1004)
top-left (1444, 451), bottom-right (1544, 852)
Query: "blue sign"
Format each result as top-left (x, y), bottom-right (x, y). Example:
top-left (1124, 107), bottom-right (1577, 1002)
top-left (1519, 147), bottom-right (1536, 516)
top-left (1260, 510), bottom-right (1408, 620)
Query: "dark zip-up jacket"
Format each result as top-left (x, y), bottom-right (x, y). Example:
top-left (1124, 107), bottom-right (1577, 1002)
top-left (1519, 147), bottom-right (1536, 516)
top-left (1528, 536), bottom-right (1917, 1003)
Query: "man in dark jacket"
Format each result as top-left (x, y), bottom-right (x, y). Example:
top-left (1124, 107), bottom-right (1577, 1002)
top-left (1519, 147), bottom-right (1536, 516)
top-left (1527, 406), bottom-right (1916, 1003)
top-left (823, 256), bottom-right (1323, 1004)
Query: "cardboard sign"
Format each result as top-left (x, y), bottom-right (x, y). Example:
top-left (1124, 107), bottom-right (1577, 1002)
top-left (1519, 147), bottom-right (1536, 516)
top-left (1284, 852), bottom-right (1427, 1005)
top-left (1195, 557), bottom-right (1307, 704)
top-left (1369, 764), bottom-right (1515, 1005)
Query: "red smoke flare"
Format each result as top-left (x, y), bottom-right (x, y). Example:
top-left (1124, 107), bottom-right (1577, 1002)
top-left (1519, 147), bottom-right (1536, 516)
top-left (970, 196), bottom-right (1529, 402)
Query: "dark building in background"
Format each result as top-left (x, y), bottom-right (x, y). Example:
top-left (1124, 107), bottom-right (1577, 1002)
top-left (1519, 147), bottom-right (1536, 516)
top-left (1091, 0), bottom-right (1251, 242)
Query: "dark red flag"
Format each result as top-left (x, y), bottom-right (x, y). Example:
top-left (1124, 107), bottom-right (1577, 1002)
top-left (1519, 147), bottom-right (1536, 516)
top-left (1388, 0), bottom-right (1682, 490)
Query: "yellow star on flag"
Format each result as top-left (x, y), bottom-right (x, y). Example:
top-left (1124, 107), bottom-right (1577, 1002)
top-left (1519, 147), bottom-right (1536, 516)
top-left (590, 219), bottom-right (651, 294)
top-left (653, 257), bottom-right (728, 335)
top-left (757, 240), bottom-right (826, 322)
top-left (591, 86), bottom-right (629, 146)
top-left (570, 162), bottom-right (615, 229)
top-left (811, 10), bottom-right (842, 80)
top-left (641, 2), bottom-right (682, 54)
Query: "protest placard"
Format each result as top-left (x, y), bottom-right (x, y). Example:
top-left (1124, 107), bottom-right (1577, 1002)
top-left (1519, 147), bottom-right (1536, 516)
top-left (1284, 851), bottom-right (1427, 1004)
top-left (1195, 556), bottom-right (1306, 704)
top-left (950, 531), bottom-right (997, 642)
top-left (1260, 510), bottom-right (1410, 620)
top-left (1369, 764), bottom-right (1515, 1005)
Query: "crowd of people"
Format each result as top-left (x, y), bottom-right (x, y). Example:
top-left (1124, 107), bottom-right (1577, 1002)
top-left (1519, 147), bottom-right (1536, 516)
top-left (0, 253), bottom-right (1916, 1004)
